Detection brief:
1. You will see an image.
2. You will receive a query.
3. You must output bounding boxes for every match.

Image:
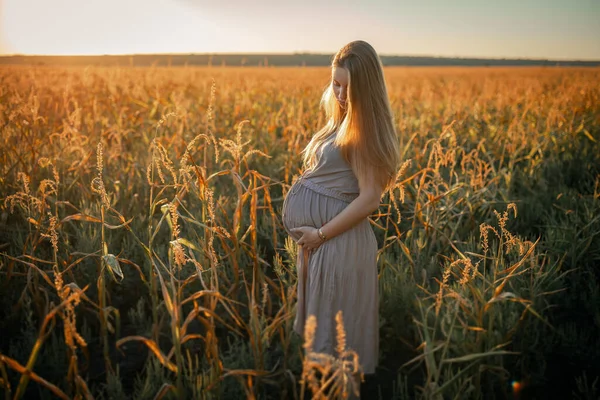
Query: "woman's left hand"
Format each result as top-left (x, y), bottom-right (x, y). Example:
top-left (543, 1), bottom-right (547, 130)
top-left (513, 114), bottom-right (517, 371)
top-left (290, 226), bottom-right (324, 252)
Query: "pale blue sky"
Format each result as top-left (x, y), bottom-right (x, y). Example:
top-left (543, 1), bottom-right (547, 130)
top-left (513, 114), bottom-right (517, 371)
top-left (1, 0), bottom-right (599, 59)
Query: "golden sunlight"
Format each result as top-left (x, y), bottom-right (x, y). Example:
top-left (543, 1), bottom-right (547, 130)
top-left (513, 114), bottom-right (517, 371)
top-left (0, 0), bottom-right (251, 55)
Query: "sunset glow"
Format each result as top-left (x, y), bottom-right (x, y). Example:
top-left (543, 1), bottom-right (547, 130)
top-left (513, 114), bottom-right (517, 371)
top-left (1, 0), bottom-right (599, 59)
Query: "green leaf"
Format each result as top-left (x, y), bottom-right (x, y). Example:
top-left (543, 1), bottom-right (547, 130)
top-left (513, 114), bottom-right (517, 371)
top-left (173, 238), bottom-right (201, 252)
top-left (442, 350), bottom-right (518, 364)
top-left (582, 129), bottom-right (596, 143)
top-left (103, 254), bottom-right (124, 282)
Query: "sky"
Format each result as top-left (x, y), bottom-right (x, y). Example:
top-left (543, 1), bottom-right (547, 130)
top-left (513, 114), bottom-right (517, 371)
top-left (1, 0), bottom-right (599, 60)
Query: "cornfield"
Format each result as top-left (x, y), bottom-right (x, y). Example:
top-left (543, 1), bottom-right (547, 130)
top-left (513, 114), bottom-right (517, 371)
top-left (1, 65), bottom-right (599, 399)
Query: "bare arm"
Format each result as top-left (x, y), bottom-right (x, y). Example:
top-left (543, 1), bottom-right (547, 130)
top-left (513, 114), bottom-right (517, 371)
top-left (319, 177), bottom-right (381, 239)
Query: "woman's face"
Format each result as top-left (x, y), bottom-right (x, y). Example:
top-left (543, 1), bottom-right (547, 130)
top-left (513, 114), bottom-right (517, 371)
top-left (331, 66), bottom-right (349, 109)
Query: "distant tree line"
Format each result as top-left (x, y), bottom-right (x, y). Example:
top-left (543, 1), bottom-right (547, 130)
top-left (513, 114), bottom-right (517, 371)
top-left (1, 53), bottom-right (598, 67)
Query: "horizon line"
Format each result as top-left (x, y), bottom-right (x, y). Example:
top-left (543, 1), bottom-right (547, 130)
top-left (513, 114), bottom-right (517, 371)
top-left (2, 52), bottom-right (600, 63)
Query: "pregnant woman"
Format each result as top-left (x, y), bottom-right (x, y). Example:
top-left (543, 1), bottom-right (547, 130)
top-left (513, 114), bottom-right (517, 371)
top-left (282, 40), bottom-right (400, 380)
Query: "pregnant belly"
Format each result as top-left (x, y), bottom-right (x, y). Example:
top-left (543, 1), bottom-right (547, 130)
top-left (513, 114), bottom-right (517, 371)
top-left (282, 180), bottom-right (348, 241)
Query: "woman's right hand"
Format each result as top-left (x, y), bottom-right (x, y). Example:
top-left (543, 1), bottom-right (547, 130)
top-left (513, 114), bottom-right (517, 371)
top-left (290, 226), bottom-right (324, 252)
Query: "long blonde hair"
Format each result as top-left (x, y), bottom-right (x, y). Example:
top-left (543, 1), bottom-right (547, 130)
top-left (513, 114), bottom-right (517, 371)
top-left (302, 40), bottom-right (400, 190)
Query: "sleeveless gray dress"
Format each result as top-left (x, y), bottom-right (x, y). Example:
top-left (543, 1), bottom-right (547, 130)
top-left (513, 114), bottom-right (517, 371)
top-left (282, 132), bottom-right (379, 374)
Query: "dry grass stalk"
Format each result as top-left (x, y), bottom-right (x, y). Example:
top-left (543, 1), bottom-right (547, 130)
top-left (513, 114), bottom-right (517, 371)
top-left (0, 65), bottom-right (597, 399)
top-left (301, 312), bottom-right (363, 399)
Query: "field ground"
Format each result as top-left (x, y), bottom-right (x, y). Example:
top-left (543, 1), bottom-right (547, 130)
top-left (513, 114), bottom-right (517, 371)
top-left (1, 66), bottom-right (599, 399)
